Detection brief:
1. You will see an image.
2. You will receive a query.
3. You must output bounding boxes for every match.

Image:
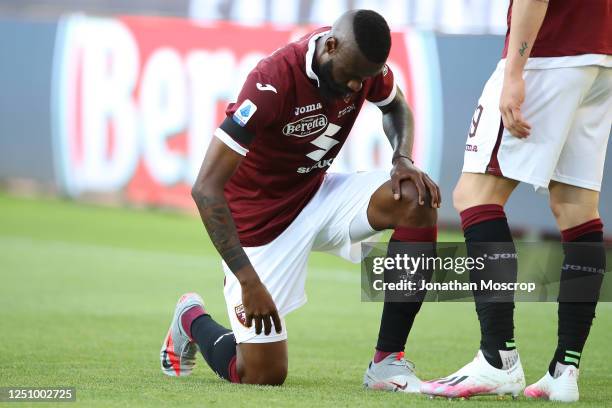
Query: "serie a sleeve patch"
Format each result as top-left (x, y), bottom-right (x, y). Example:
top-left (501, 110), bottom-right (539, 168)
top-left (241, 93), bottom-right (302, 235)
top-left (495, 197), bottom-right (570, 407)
top-left (232, 99), bottom-right (258, 127)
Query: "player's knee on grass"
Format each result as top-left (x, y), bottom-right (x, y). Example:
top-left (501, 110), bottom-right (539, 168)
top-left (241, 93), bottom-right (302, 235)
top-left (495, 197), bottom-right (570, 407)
top-left (240, 360), bottom-right (287, 386)
top-left (237, 342), bottom-right (288, 386)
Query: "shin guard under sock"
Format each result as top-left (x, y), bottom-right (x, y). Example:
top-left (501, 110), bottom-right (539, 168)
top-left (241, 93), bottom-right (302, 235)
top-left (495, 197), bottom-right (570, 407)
top-left (550, 219), bottom-right (605, 376)
top-left (376, 226), bottom-right (437, 353)
top-left (190, 314), bottom-right (240, 382)
top-left (461, 204), bottom-right (517, 369)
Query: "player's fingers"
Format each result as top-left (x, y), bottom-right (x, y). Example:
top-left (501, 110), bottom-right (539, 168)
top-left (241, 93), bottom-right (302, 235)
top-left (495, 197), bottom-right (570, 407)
top-left (433, 177), bottom-right (442, 207)
top-left (245, 313), bottom-right (253, 328)
top-left (500, 108), bottom-right (510, 132)
top-left (262, 314), bottom-right (272, 336)
top-left (512, 122), bottom-right (528, 138)
top-left (515, 112), bottom-right (531, 130)
top-left (502, 107), bottom-right (516, 134)
top-left (271, 310), bottom-right (283, 334)
top-left (511, 107), bottom-right (530, 137)
top-left (411, 176), bottom-right (426, 205)
top-left (508, 107), bottom-right (528, 138)
top-left (391, 176), bottom-right (401, 201)
top-left (424, 175), bottom-right (441, 208)
top-left (423, 177), bottom-right (437, 208)
top-left (499, 106), bottom-right (507, 126)
top-left (254, 315), bottom-right (262, 335)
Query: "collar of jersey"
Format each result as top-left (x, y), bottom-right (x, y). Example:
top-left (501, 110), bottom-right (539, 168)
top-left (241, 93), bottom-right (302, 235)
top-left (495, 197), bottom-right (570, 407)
top-left (305, 29), bottom-right (331, 87)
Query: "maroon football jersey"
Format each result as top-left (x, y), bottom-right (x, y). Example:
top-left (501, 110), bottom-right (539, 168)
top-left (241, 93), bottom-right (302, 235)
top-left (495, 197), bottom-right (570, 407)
top-left (502, 0), bottom-right (611, 58)
top-left (214, 27), bottom-right (395, 247)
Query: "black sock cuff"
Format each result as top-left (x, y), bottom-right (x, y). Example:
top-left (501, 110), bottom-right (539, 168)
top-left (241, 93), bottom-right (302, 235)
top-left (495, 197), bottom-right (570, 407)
top-left (561, 219), bottom-right (603, 242)
top-left (460, 204), bottom-right (506, 231)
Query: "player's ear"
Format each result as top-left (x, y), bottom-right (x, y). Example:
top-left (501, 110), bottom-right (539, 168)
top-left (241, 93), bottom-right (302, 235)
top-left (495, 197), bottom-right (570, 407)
top-left (325, 37), bottom-right (338, 54)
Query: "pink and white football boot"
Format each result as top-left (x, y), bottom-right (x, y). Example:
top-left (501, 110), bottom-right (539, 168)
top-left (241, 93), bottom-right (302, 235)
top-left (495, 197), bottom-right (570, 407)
top-left (421, 350), bottom-right (525, 399)
top-left (524, 364), bottom-right (579, 402)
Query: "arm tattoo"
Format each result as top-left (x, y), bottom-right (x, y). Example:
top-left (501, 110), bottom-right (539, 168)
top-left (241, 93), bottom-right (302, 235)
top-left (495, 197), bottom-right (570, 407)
top-left (382, 97), bottom-right (414, 155)
top-left (194, 195), bottom-right (250, 272)
top-left (519, 41), bottom-right (529, 56)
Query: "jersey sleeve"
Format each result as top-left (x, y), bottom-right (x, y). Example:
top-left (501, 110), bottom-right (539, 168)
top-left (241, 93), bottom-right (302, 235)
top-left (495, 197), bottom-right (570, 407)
top-left (365, 64), bottom-right (397, 108)
top-left (215, 69), bottom-right (281, 156)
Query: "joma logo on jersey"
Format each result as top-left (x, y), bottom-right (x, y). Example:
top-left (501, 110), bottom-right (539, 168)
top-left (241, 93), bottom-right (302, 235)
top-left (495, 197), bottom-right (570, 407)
top-left (294, 102), bottom-right (322, 116)
top-left (283, 114), bottom-right (328, 137)
top-left (469, 105), bottom-right (483, 138)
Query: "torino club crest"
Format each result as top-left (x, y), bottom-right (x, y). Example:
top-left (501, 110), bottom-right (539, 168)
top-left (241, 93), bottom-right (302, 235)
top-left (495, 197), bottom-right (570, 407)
top-left (234, 304), bottom-right (247, 327)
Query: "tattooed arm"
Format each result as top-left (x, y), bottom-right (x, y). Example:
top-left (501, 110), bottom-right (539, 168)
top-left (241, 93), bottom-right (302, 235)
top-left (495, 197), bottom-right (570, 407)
top-left (380, 87), bottom-right (441, 208)
top-left (191, 137), bottom-right (282, 335)
top-left (500, 0), bottom-right (549, 138)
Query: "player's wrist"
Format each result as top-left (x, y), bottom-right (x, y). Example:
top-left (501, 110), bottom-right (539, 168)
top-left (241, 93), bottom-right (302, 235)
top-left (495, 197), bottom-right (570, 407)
top-left (503, 65), bottom-right (524, 82)
top-left (235, 266), bottom-right (261, 287)
top-left (392, 153), bottom-right (414, 165)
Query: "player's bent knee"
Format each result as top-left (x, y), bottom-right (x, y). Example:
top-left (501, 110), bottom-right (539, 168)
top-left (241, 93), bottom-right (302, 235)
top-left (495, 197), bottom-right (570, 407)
top-left (369, 180), bottom-right (436, 229)
top-left (452, 173), bottom-right (517, 213)
top-left (548, 200), bottom-right (596, 220)
top-left (394, 183), bottom-right (436, 227)
top-left (241, 362), bottom-right (287, 386)
top-left (237, 341), bottom-right (288, 386)
top-left (549, 200), bottom-right (599, 229)
top-left (549, 200), bottom-right (564, 221)
top-left (453, 183), bottom-right (470, 213)
top-left (453, 176), bottom-right (487, 213)
top-left (263, 364), bottom-right (287, 386)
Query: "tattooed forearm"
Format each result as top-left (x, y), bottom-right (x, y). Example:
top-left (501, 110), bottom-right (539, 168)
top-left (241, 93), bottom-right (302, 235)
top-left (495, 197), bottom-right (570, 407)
top-left (193, 194), bottom-right (251, 272)
top-left (382, 89), bottom-right (414, 156)
top-left (519, 41), bottom-right (528, 56)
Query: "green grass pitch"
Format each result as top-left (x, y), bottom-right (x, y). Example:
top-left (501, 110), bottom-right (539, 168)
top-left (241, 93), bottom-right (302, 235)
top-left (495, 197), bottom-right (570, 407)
top-left (0, 193), bottom-right (610, 407)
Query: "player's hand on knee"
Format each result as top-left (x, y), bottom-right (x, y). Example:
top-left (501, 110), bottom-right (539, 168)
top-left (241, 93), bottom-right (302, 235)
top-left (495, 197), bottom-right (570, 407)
top-left (500, 75), bottom-right (531, 138)
top-left (390, 157), bottom-right (441, 208)
top-left (241, 278), bottom-right (283, 335)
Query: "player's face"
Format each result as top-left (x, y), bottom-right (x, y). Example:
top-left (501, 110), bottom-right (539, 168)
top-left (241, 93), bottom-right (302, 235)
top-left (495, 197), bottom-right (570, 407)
top-left (319, 44), bottom-right (385, 101)
top-left (318, 59), bottom-right (353, 100)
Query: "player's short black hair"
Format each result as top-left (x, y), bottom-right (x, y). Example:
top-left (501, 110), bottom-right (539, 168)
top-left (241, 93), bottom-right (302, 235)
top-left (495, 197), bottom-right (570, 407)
top-left (352, 10), bottom-right (391, 64)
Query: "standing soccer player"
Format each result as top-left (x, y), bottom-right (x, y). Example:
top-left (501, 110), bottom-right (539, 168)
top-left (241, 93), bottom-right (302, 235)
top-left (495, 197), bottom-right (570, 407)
top-left (422, 0), bottom-right (610, 402)
top-left (159, 10), bottom-right (441, 391)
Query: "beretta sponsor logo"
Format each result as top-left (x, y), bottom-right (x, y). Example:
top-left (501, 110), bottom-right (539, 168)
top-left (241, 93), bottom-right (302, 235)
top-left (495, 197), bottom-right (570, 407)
top-left (282, 114), bottom-right (328, 137)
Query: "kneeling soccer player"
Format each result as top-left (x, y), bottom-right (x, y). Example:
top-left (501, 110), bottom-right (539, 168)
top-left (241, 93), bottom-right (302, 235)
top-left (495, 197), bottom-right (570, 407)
top-left (421, 0), bottom-right (610, 402)
top-left (159, 10), bottom-right (441, 390)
